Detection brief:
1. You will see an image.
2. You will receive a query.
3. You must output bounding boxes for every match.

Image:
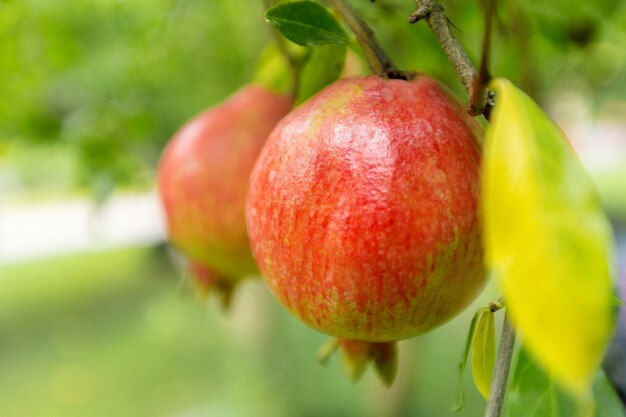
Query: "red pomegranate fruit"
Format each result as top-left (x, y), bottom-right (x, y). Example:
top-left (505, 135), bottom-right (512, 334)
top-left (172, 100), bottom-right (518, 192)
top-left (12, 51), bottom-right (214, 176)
top-left (157, 85), bottom-right (292, 299)
top-left (246, 75), bottom-right (486, 383)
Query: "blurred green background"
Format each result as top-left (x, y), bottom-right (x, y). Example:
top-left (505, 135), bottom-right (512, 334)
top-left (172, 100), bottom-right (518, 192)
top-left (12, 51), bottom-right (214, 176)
top-left (0, 245), bottom-right (502, 417)
top-left (0, 0), bottom-right (625, 416)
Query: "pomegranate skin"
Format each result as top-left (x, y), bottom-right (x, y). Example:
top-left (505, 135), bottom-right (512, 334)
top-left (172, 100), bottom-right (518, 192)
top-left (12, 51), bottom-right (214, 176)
top-left (246, 75), bottom-right (486, 342)
top-left (158, 85), bottom-right (292, 279)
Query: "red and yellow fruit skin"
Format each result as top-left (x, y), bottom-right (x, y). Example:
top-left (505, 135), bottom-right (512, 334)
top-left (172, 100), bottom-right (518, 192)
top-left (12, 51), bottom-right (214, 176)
top-left (246, 75), bottom-right (486, 342)
top-left (158, 85), bottom-right (292, 280)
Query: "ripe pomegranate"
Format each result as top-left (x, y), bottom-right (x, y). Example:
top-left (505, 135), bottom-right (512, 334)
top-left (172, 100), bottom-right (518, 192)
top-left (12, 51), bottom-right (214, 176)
top-left (246, 75), bottom-right (486, 383)
top-left (157, 85), bottom-right (292, 298)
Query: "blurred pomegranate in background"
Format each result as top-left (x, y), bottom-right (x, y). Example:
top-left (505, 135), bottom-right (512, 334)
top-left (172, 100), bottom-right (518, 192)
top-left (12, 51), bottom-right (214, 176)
top-left (158, 85), bottom-right (292, 301)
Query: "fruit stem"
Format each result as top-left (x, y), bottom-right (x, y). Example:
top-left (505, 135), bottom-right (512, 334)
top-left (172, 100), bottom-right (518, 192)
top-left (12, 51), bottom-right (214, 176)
top-left (409, 0), bottom-right (494, 118)
top-left (328, 0), bottom-right (408, 80)
top-left (484, 311), bottom-right (516, 417)
top-left (471, 0), bottom-right (494, 120)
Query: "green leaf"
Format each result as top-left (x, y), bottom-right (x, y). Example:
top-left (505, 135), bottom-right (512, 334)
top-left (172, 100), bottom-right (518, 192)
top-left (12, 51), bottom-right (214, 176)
top-left (471, 311), bottom-right (496, 400)
top-left (265, 1), bottom-right (351, 46)
top-left (593, 369), bottom-right (626, 417)
top-left (482, 78), bottom-right (616, 397)
top-left (296, 44), bottom-right (347, 105)
top-left (505, 347), bottom-right (626, 417)
top-left (613, 294), bottom-right (625, 307)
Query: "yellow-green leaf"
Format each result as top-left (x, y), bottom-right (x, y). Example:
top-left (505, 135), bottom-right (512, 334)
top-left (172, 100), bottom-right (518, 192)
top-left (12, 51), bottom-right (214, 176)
top-left (482, 78), bottom-right (616, 398)
top-left (453, 306), bottom-right (490, 412)
top-left (471, 311), bottom-right (495, 400)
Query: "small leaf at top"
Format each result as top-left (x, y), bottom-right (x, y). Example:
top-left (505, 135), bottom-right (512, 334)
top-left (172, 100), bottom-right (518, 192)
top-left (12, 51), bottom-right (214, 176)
top-left (482, 78), bottom-right (616, 398)
top-left (471, 310), bottom-right (496, 400)
top-left (504, 347), bottom-right (626, 417)
top-left (266, 1), bottom-right (351, 46)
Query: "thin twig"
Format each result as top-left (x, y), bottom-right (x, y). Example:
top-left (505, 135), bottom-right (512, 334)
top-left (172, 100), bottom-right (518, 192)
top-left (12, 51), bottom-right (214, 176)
top-left (328, 0), bottom-right (408, 79)
top-left (471, 0), bottom-right (495, 119)
top-left (409, 0), bottom-right (493, 117)
top-left (485, 312), bottom-right (516, 417)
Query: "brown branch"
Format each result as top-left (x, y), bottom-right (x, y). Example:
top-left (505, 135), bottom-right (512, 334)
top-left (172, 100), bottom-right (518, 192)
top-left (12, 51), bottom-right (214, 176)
top-left (409, 0), bottom-right (494, 118)
top-left (328, 0), bottom-right (408, 80)
top-left (472, 0), bottom-right (495, 120)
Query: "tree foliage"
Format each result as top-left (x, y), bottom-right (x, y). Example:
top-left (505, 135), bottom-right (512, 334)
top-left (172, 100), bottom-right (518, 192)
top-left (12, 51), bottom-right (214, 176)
top-left (1, 0), bottom-right (624, 197)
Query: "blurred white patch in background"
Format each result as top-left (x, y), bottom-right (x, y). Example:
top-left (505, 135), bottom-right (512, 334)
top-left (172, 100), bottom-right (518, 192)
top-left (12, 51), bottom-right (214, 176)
top-left (0, 193), bottom-right (166, 265)
top-left (552, 93), bottom-right (626, 173)
top-left (0, 90), bottom-right (624, 266)
top-left (549, 88), bottom-right (626, 226)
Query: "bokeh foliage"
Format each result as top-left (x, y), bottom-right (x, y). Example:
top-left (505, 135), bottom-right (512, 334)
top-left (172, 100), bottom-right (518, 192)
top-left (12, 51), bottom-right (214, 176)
top-left (0, 0), bottom-right (267, 198)
top-left (0, 246), bottom-right (494, 417)
top-left (1, 0), bottom-right (625, 198)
